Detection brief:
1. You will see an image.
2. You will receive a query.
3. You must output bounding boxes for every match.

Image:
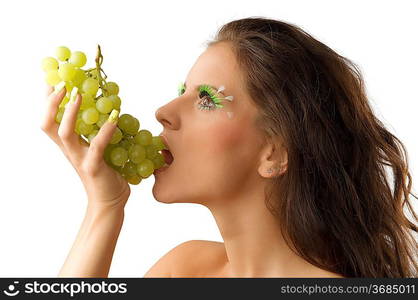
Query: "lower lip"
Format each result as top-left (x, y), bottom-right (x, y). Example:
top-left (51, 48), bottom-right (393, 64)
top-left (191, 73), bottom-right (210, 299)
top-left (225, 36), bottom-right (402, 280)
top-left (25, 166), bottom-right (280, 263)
top-left (154, 165), bottom-right (170, 175)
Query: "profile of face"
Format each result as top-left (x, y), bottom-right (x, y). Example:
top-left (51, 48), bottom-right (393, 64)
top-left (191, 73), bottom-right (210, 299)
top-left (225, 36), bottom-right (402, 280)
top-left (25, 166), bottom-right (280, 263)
top-left (153, 42), bottom-right (274, 208)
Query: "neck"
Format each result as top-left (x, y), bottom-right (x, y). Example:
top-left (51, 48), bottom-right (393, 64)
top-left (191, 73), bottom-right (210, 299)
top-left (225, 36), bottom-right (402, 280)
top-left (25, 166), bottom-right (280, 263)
top-left (206, 183), bottom-right (315, 277)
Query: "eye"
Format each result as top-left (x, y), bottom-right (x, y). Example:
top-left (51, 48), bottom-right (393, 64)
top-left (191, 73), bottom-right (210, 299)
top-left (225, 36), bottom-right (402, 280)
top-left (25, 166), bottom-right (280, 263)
top-left (197, 84), bottom-right (223, 111)
top-left (197, 89), bottom-right (217, 111)
top-left (177, 82), bottom-right (224, 111)
top-left (178, 82), bottom-right (186, 96)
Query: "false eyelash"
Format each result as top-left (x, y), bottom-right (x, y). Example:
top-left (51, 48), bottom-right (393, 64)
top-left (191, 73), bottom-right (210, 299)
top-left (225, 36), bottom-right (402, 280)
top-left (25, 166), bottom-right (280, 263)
top-left (178, 82), bottom-right (186, 97)
top-left (197, 84), bottom-right (224, 110)
top-left (177, 82), bottom-right (224, 111)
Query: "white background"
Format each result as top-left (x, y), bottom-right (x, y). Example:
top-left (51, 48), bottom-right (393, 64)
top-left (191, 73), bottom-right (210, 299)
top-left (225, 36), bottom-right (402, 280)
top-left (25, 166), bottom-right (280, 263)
top-left (0, 0), bottom-right (417, 277)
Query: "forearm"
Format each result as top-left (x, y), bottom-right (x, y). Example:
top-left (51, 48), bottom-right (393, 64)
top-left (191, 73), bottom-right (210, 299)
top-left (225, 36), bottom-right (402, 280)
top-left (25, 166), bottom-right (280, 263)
top-left (58, 204), bottom-right (125, 277)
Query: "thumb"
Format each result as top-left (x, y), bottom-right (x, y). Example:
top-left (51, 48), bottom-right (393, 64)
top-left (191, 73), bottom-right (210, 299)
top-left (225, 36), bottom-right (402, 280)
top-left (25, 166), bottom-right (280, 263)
top-left (87, 109), bottom-right (120, 166)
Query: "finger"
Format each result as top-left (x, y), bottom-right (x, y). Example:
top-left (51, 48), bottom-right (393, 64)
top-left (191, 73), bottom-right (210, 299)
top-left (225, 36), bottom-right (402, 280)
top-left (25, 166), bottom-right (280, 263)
top-left (58, 90), bottom-right (86, 164)
top-left (40, 85), bottom-right (67, 147)
top-left (46, 84), bottom-right (54, 97)
top-left (86, 110), bottom-right (119, 169)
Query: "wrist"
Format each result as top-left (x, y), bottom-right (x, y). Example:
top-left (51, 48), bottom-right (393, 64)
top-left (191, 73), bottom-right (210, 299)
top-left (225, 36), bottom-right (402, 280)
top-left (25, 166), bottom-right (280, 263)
top-left (86, 187), bottom-right (130, 213)
top-left (86, 200), bottom-right (126, 217)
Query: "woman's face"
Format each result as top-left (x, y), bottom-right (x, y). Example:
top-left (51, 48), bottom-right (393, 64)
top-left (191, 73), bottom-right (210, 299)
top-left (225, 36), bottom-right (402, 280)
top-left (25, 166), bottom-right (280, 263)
top-left (153, 41), bottom-right (266, 206)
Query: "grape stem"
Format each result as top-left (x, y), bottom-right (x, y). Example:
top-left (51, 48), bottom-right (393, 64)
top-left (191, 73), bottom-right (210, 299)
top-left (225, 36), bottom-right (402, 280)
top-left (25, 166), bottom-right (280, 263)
top-left (94, 44), bottom-right (109, 98)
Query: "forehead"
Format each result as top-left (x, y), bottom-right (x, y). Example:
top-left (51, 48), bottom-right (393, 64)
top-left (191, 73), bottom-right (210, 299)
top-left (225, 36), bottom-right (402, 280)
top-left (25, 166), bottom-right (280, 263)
top-left (187, 42), bottom-right (243, 90)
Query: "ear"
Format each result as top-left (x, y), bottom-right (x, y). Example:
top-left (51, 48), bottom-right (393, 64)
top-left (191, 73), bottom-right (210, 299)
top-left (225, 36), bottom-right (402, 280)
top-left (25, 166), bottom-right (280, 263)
top-left (257, 140), bottom-right (288, 178)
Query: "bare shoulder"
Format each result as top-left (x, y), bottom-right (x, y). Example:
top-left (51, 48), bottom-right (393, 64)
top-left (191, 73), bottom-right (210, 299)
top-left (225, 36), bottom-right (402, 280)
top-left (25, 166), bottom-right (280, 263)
top-left (144, 240), bottom-right (227, 278)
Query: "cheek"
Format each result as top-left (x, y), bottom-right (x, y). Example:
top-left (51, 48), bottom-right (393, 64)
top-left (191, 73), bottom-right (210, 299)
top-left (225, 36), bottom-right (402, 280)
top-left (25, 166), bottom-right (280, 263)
top-left (208, 123), bottom-right (243, 153)
top-left (196, 118), bottom-right (259, 172)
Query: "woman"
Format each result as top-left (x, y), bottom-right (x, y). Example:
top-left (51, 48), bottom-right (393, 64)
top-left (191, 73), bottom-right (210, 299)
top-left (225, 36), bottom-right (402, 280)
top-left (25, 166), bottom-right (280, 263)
top-left (41, 17), bottom-right (418, 277)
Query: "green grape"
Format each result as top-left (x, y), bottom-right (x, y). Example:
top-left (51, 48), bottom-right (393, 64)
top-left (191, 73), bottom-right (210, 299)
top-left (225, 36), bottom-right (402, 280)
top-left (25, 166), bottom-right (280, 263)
top-left (126, 117), bottom-right (139, 135)
top-left (43, 44), bottom-right (167, 185)
top-left (128, 144), bottom-right (146, 164)
top-left (80, 93), bottom-right (95, 110)
top-left (137, 159), bottom-right (155, 178)
top-left (75, 119), bottom-right (94, 135)
top-left (152, 152), bottom-right (165, 169)
top-left (134, 129), bottom-right (152, 146)
top-left (110, 164), bottom-right (122, 172)
top-left (69, 51), bottom-right (87, 67)
top-left (82, 78), bottom-right (99, 96)
top-left (45, 70), bottom-right (61, 86)
top-left (124, 135), bottom-right (135, 144)
top-left (145, 144), bottom-right (158, 159)
top-left (89, 69), bottom-right (99, 79)
top-left (119, 137), bottom-right (134, 150)
top-left (59, 96), bottom-right (69, 109)
top-left (82, 107), bottom-right (99, 125)
top-left (117, 114), bottom-right (139, 135)
top-left (96, 96), bottom-right (113, 114)
top-left (58, 63), bottom-right (76, 81)
top-left (42, 57), bottom-right (58, 71)
top-left (56, 46), bottom-right (71, 61)
top-left (126, 175), bottom-right (142, 185)
top-left (108, 95), bottom-right (121, 110)
top-left (110, 127), bottom-right (123, 144)
top-left (105, 81), bottom-right (119, 95)
top-left (104, 144), bottom-right (117, 164)
top-left (121, 161), bottom-right (137, 177)
top-left (72, 69), bottom-right (87, 87)
top-left (96, 113), bottom-right (109, 128)
top-left (55, 108), bottom-right (65, 123)
top-left (87, 129), bottom-right (99, 143)
top-left (110, 147), bottom-right (128, 166)
top-left (152, 136), bottom-right (167, 151)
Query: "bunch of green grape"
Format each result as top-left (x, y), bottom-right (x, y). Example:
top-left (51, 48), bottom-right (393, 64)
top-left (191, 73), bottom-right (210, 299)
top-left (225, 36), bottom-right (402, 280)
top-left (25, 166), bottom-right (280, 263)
top-left (41, 45), bottom-right (167, 185)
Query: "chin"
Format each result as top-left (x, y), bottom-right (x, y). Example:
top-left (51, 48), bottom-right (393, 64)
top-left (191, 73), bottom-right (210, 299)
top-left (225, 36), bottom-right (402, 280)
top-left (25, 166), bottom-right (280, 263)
top-left (151, 182), bottom-right (208, 205)
top-left (151, 181), bottom-right (182, 204)
top-left (152, 184), bottom-right (171, 204)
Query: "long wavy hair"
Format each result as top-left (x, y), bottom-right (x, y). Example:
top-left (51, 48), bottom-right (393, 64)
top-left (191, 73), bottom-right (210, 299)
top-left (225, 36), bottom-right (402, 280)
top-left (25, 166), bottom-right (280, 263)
top-left (206, 17), bottom-right (418, 277)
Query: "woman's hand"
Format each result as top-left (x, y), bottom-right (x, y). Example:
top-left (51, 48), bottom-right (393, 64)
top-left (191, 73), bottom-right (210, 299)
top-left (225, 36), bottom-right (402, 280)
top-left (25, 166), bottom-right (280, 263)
top-left (41, 85), bottom-right (130, 211)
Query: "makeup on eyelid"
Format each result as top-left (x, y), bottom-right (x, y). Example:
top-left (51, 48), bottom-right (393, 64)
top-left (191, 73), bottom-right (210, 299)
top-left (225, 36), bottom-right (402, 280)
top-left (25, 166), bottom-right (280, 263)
top-left (178, 81), bottom-right (235, 112)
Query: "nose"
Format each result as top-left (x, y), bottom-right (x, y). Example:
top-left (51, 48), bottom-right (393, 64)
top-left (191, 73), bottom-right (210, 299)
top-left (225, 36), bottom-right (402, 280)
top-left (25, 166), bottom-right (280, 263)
top-left (155, 100), bottom-right (181, 130)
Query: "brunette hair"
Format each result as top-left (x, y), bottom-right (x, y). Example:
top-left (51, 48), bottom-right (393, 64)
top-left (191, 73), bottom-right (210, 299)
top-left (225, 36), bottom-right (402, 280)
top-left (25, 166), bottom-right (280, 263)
top-left (207, 17), bottom-right (418, 277)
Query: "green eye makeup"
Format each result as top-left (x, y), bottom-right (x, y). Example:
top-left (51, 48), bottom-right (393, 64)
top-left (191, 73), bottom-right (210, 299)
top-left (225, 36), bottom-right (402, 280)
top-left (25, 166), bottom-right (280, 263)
top-left (177, 81), bottom-right (234, 111)
top-left (178, 82), bottom-right (186, 97)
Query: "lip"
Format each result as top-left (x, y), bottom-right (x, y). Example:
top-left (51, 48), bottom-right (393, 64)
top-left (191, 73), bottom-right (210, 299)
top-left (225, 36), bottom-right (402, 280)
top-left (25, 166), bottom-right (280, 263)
top-left (154, 165), bottom-right (170, 175)
top-left (158, 134), bottom-right (171, 152)
top-left (158, 133), bottom-right (174, 166)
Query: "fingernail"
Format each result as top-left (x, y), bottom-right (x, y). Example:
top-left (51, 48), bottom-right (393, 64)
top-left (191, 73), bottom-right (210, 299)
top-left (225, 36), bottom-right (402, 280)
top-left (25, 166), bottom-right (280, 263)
top-left (69, 87), bottom-right (79, 104)
top-left (52, 81), bottom-right (66, 95)
top-left (108, 109), bottom-right (119, 124)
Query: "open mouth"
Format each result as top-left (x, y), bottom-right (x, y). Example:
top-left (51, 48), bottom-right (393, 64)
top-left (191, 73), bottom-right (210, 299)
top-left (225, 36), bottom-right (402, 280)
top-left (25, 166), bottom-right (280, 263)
top-left (161, 149), bottom-right (174, 165)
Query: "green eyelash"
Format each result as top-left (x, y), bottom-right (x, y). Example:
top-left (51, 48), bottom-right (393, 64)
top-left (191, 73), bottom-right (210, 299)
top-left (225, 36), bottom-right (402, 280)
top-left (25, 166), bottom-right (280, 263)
top-left (178, 82), bottom-right (186, 97)
top-left (198, 84), bottom-right (224, 109)
top-left (177, 82), bottom-right (224, 111)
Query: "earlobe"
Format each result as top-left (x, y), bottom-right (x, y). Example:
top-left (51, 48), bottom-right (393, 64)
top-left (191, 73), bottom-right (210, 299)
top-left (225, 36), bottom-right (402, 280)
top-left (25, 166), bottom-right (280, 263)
top-left (261, 165), bottom-right (286, 178)
top-left (257, 141), bottom-right (288, 178)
